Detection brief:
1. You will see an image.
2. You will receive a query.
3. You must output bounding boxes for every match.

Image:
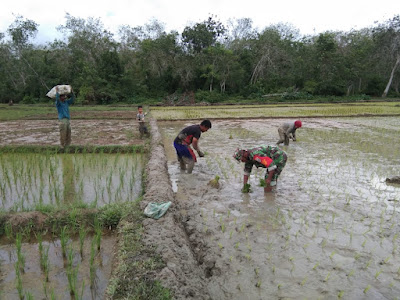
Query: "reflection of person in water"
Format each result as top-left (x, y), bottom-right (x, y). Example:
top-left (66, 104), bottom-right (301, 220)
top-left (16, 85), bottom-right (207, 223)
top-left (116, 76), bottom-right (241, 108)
top-left (61, 155), bottom-right (75, 203)
top-left (233, 145), bottom-right (287, 192)
top-left (277, 120), bottom-right (302, 146)
top-left (173, 120), bottom-right (211, 174)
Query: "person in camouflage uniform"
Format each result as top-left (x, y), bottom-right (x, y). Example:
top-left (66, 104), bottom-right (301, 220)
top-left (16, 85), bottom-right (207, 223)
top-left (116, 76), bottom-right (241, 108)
top-left (233, 145), bottom-right (287, 192)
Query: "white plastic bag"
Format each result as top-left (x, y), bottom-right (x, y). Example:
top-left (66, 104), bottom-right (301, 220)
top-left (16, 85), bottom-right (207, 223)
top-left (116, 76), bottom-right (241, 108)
top-left (46, 85), bottom-right (72, 99)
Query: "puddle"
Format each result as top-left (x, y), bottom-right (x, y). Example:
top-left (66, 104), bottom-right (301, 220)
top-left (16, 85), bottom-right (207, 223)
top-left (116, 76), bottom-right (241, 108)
top-left (0, 153), bottom-right (144, 211)
top-left (159, 117), bottom-right (400, 299)
top-left (0, 233), bottom-right (116, 299)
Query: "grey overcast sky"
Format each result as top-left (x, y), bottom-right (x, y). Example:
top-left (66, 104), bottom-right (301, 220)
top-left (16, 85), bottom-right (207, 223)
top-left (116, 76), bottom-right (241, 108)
top-left (1, 0), bottom-right (399, 43)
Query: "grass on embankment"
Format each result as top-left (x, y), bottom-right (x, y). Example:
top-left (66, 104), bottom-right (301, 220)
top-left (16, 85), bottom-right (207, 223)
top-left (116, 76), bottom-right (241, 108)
top-left (0, 144), bottom-right (146, 154)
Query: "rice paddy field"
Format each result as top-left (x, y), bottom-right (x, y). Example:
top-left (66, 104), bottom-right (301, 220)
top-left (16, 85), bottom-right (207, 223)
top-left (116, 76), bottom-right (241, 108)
top-left (0, 152), bottom-right (144, 212)
top-left (159, 116), bottom-right (400, 299)
top-left (0, 101), bottom-right (399, 299)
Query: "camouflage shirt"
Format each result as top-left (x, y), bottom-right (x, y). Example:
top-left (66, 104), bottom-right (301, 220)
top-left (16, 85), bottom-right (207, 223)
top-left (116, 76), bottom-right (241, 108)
top-left (244, 145), bottom-right (287, 176)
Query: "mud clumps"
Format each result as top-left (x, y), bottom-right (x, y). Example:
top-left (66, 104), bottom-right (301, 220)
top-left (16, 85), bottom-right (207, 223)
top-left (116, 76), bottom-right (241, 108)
top-left (208, 175), bottom-right (220, 189)
top-left (386, 176), bottom-right (400, 184)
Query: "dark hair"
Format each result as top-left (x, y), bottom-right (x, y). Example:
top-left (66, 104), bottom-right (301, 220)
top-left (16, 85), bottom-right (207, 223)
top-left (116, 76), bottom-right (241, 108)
top-left (138, 105), bottom-right (143, 109)
top-left (201, 119), bottom-right (212, 128)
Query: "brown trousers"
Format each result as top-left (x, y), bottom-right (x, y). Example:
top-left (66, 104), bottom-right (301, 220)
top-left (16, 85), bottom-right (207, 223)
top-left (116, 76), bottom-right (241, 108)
top-left (59, 118), bottom-right (71, 148)
top-left (277, 128), bottom-right (289, 145)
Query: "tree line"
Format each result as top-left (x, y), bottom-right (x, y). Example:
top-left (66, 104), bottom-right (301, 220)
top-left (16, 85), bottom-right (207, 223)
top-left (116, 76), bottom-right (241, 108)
top-left (0, 14), bottom-right (399, 104)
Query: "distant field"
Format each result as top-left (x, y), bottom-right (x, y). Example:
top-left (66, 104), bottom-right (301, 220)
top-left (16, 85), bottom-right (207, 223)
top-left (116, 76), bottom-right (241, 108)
top-left (150, 102), bottom-right (400, 120)
top-left (1, 102), bottom-right (400, 121)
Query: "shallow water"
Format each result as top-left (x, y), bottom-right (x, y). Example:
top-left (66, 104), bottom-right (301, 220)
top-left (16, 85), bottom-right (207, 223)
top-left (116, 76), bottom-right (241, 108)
top-left (0, 153), bottom-right (144, 211)
top-left (0, 233), bottom-right (115, 299)
top-left (160, 117), bottom-right (400, 299)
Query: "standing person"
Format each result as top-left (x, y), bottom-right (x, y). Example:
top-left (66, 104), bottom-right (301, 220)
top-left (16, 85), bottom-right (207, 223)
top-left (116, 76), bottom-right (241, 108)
top-left (137, 105), bottom-right (149, 138)
top-left (277, 120), bottom-right (302, 146)
top-left (233, 145), bottom-right (287, 192)
top-left (174, 120), bottom-right (212, 174)
top-left (55, 86), bottom-right (75, 150)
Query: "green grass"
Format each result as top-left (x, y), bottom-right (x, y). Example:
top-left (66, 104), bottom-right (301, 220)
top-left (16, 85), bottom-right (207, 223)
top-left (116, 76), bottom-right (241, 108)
top-left (150, 102), bottom-right (400, 120)
top-left (2, 101), bottom-right (400, 121)
top-left (105, 200), bottom-right (172, 300)
top-left (0, 201), bottom-right (135, 238)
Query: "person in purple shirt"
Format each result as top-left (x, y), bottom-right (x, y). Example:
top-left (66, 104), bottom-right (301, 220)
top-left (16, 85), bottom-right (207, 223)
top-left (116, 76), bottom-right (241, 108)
top-left (55, 86), bottom-right (75, 149)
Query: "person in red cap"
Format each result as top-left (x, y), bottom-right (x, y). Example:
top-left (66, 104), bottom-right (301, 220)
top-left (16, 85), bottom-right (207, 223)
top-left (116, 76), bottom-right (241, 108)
top-left (277, 120), bottom-right (302, 146)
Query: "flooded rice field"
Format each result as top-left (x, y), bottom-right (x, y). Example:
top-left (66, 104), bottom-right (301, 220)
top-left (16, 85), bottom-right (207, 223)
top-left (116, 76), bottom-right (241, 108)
top-left (0, 233), bottom-right (115, 299)
top-left (0, 153), bottom-right (144, 211)
top-left (159, 117), bottom-right (400, 299)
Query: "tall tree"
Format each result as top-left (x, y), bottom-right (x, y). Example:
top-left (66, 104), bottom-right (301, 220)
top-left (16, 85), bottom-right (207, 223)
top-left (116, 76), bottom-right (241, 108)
top-left (182, 16), bottom-right (226, 53)
top-left (373, 15), bottom-right (400, 97)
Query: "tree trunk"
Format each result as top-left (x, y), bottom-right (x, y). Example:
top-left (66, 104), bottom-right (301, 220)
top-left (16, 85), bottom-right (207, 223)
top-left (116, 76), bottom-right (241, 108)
top-left (382, 56), bottom-right (400, 98)
top-left (346, 83), bottom-right (353, 96)
top-left (220, 80), bottom-right (226, 93)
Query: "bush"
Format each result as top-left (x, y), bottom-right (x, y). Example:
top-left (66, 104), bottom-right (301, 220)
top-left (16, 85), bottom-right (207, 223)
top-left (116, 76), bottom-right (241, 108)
top-left (195, 90), bottom-right (226, 103)
top-left (98, 203), bottom-right (123, 229)
top-left (281, 91), bottom-right (314, 101)
top-left (21, 95), bottom-right (37, 104)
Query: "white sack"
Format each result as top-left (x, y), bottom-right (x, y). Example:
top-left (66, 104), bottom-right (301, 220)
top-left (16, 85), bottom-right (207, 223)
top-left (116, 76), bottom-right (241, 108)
top-left (46, 85), bottom-right (72, 99)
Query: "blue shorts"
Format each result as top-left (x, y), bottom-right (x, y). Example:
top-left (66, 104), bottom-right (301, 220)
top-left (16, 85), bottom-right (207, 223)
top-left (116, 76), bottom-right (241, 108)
top-left (174, 142), bottom-right (196, 161)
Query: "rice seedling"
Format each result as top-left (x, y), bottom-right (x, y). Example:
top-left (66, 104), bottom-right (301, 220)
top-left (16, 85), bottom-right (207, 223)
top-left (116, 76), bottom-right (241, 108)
top-left (324, 271), bottom-right (331, 282)
top-left (365, 259), bottom-right (372, 269)
top-left (90, 237), bottom-right (97, 288)
top-left (256, 280), bottom-right (261, 288)
top-left (313, 262), bottom-right (320, 270)
top-left (67, 263), bottom-right (79, 297)
top-left (15, 233), bottom-right (25, 273)
top-left (95, 222), bottom-right (102, 251)
top-left (79, 226), bottom-right (87, 258)
top-left (15, 263), bottom-right (24, 300)
top-left (375, 269), bottom-right (383, 279)
top-left (241, 183), bottom-right (251, 193)
top-left (347, 269), bottom-right (355, 278)
top-left (60, 226), bottom-right (69, 259)
top-left (364, 284), bottom-right (371, 293)
top-left (208, 175), bottom-right (220, 188)
top-left (301, 277), bottom-right (308, 286)
top-left (42, 245), bottom-right (50, 282)
top-left (4, 222), bottom-right (13, 240)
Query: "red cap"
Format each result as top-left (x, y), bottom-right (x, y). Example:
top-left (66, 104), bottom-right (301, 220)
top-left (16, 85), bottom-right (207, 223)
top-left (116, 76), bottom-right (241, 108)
top-left (295, 120), bottom-right (302, 128)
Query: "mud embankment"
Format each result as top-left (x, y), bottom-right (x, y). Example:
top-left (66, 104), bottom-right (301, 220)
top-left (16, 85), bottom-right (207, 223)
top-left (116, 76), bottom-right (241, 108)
top-left (138, 119), bottom-right (221, 299)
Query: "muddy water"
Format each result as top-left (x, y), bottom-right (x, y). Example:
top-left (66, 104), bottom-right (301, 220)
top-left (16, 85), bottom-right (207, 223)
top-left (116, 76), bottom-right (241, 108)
top-left (0, 153), bottom-right (144, 211)
top-left (0, 234), bottom-right (115, 299)
top-left (159, 117), bottom-right (400, 299)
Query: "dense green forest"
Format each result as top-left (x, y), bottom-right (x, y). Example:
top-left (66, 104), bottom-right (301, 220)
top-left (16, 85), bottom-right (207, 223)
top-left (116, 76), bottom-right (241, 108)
top-left (1, 14), bottom-right (399, 104)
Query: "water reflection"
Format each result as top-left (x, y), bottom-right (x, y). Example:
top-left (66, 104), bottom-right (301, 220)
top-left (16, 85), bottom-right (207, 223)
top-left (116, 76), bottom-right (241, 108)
top-left (61, 154), bottom-right (75, 204)
top-left (0, 153), bottom-right (144, 211)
